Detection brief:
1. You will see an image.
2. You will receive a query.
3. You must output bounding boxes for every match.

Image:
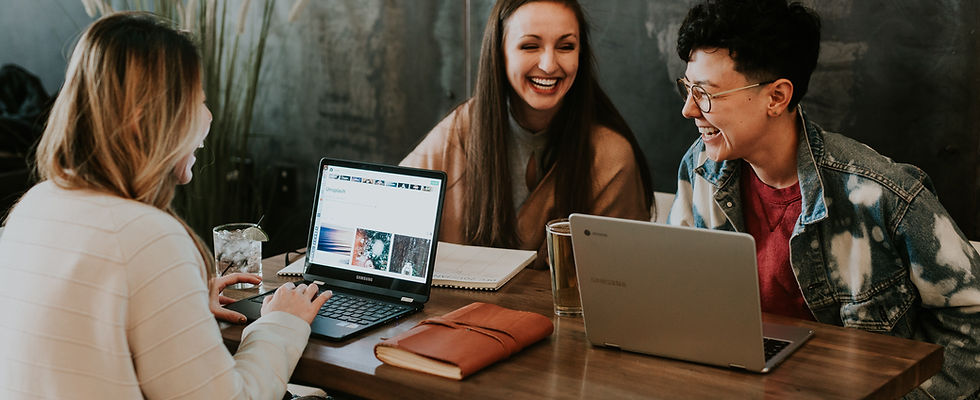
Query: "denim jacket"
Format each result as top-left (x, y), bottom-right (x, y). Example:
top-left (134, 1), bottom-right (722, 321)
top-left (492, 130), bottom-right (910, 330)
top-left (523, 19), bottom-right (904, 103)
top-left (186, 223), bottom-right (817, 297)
top-left (667, 110), bottom-right (980, 400)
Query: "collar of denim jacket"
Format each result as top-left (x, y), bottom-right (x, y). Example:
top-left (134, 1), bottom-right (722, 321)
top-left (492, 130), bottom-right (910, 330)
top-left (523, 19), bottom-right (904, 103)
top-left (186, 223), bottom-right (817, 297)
top-left (693, 106), bottom-right (829, 228)
top-left (794, 107), bottom-right (829, 227)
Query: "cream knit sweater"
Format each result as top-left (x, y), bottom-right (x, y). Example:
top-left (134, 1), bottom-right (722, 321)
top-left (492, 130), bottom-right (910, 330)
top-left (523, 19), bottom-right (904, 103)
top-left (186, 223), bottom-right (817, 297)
top-left (0, 181), bottom-right (311, 399)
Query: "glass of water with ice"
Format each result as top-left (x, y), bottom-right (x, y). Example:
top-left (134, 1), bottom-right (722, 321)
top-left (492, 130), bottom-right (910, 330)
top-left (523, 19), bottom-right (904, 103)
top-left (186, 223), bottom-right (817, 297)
top-left (212, 223), bottom-right (264, 289)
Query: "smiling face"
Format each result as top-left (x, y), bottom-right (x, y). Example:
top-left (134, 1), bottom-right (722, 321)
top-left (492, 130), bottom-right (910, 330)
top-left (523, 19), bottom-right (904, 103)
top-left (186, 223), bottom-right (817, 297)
top-left (681, 48), bottom-right (772, 163)
top-left (503, 1), bottom-right (579, 126)
top-left (174, 89), bottom-right (212, 185)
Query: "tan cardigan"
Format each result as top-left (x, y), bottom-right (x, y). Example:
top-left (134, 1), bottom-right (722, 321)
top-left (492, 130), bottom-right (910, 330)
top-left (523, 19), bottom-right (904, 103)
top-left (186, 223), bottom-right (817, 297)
top-left (401, 103), bottom-right (650, 268)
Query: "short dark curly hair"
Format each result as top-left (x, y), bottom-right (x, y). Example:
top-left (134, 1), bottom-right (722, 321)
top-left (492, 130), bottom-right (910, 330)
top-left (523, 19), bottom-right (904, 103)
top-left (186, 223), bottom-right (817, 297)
top-left (677, 0), bottom-right (820, 108)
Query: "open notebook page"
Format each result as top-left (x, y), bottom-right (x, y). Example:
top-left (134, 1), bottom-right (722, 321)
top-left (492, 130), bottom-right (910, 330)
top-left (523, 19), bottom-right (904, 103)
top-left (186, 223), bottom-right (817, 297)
top-left (432, 242), bottom-right (536, 290)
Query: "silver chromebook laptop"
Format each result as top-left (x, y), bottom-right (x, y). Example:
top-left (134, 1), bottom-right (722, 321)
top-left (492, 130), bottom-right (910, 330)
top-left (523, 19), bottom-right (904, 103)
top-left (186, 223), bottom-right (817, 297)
top-left (569, 214), bottom-right (813, 373)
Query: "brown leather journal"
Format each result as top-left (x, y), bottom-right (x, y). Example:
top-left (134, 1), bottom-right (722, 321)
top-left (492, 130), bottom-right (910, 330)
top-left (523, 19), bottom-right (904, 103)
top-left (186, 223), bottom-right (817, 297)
top-left (374, 302), bottom-right (554, 379)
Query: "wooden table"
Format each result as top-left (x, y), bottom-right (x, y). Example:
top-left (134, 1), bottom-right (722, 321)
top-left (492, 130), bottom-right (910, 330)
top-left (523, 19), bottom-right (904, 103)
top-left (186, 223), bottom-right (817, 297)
top-left (220, 253), bottom-right (943, 400)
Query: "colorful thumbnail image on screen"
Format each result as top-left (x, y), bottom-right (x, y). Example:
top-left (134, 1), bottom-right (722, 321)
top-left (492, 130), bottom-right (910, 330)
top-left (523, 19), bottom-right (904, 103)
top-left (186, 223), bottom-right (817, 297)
top-left (317, 225), bottom-right (354, 264)
top-left (352, 228), bottom-right (392, 271)
top-left (389, 235), bottom-right (431, 278)
top-left (319, 225), bottom-right (431, 278)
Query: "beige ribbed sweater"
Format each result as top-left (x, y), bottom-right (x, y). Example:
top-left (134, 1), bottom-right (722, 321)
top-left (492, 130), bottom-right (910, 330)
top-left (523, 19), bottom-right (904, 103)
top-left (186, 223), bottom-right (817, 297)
top-left (0, 181), bottom-right (311, 399)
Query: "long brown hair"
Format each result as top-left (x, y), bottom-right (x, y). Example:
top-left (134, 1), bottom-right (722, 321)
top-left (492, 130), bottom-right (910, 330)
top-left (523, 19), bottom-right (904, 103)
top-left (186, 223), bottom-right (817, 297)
top-left (35, 12), bottom-right (214, 277)
top-left (463, 0), bottom-right (653, 247)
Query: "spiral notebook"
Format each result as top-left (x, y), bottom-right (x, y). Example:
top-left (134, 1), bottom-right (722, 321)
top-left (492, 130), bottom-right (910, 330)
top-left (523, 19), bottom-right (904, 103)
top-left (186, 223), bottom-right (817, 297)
top-left (430, 242), bottom-right (536, 290)
top-left (277, 257), bottom-right (306, 276)
top-left (279, 242), bottom-right (535, 290)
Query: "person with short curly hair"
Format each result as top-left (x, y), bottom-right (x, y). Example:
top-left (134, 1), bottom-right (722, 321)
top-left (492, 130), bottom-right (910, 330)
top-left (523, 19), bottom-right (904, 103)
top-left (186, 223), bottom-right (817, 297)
top-left (668, 1), bottom-right (980, 398)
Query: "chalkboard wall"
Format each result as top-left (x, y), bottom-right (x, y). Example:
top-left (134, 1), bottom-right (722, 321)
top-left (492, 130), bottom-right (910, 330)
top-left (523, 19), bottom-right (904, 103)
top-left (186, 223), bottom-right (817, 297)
top-left (2, 0), bottom-right (977, 254)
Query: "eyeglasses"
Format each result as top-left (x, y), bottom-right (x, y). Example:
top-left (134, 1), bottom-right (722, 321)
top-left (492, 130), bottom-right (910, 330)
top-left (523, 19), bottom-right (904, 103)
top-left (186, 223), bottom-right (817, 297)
top-left (676, 78), bottom-right (775, 113)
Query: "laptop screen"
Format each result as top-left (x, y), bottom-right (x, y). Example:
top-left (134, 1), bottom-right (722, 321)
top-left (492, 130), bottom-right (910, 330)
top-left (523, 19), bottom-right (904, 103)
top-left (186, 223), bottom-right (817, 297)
top-left (304, 158), bottom-right (446, 301)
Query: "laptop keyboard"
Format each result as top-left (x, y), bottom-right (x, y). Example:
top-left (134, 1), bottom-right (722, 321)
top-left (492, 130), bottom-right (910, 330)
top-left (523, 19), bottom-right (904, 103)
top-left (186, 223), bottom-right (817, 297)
top-left (247, 289), bottom-right (411, 326)
top-left (316, 292), bottom-right (411, 326)
top-left (763, 337), bottom-right (791, 361)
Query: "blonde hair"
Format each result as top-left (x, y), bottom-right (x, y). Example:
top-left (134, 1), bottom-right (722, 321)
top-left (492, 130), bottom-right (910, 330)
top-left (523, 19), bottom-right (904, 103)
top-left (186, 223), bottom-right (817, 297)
top-left (36, 12), bottom-right (214, 277)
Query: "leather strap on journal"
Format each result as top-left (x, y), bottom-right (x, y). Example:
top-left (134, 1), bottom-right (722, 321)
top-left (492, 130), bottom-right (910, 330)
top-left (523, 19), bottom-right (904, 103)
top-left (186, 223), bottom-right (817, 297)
top-left (419, 316), bottom-right (521, 356)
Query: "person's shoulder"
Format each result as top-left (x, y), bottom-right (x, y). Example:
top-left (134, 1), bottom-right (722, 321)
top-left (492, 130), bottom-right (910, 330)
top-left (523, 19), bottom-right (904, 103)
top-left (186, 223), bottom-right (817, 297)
top-left (403, 100), bottom-right (471, 163)
top-left (816, 129), bottom-right (930, 197)
top-left (16, 181), bottom-right (173, 227)
top-left (819, 130), bottom-right (894, 165)
top-left (454, 98), bottom-right (474, 126)
top-left (589, 125), bottom-right (635, 160)
top-left (99, 198), bottom-right (190, 260)
top-left (9, 181), bottom-right (191, 263)
top-left (79, 189), bottom-right (182, 235)
top-left (429, 100), bottom-right (473, 143)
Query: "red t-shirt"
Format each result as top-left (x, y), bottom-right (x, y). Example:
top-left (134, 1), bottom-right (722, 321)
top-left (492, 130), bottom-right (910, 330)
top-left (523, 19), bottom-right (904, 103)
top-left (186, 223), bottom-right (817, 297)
top-left (740, 163), bottom-right (815, 321)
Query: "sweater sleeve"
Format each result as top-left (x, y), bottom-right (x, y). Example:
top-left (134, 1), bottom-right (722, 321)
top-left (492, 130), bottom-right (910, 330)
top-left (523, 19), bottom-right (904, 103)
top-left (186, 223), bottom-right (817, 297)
top-left (126, 217), bottom-right (311, 400)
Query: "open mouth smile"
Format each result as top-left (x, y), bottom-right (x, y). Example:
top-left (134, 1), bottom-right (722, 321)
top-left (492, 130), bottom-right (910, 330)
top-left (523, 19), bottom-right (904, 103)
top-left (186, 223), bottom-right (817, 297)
top-left (529, 77), bottom-right (561, 92)
top-left (698, 126), bottom-right (721, 141)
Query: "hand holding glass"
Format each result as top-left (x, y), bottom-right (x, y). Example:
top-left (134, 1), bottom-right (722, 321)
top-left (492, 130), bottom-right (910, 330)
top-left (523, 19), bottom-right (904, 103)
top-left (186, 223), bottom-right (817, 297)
top-left (213, 223), bottom-right (263, 289)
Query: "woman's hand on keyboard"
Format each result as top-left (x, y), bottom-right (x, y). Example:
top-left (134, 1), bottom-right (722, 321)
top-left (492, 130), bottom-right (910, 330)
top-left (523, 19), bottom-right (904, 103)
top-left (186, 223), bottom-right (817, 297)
top-left (261, 282), bottom-right (333, 324)
top-left (209, 272), bottom-right (262, 324)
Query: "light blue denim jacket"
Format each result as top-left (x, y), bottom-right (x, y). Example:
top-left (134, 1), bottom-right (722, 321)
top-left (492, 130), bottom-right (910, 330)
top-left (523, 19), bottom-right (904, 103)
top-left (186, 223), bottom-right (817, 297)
top-left (667, 110), bottom-right (980, 400)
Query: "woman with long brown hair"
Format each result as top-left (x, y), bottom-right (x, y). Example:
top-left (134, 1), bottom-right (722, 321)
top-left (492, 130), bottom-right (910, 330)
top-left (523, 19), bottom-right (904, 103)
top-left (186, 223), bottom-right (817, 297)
top-left (402, 0), bottom-right (653, 265)
top-left (0, 12), bottom-right (329, 399)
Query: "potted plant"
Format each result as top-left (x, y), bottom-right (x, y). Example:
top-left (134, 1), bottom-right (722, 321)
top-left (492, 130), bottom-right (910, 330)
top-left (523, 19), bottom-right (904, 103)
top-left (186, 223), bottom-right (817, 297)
top-left (81, 0), bottom-right (309, 239)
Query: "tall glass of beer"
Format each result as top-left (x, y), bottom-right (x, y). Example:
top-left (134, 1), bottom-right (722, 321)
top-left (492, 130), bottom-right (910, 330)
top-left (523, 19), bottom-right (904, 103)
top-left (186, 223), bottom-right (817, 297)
top-left (546, 218), bottom-right (582, 317)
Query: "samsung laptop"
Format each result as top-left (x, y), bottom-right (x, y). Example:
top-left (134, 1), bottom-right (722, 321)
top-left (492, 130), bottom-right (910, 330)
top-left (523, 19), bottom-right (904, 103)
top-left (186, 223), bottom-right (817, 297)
top-left (569, 214), bottom-right (813, 373)
top-left (226, 158), bottom-right (446, 341)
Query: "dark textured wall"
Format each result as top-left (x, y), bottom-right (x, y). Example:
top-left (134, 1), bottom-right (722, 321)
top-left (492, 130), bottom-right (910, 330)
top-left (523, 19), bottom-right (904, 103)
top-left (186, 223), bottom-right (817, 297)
top-left (2, 1), bottom-right (977, 255)
top-left (0, 1), bottom-right (91, 96)
top-left (249, 0), bottom-right (468, 254)
top-left (800, 0), bottom-right (980, 245)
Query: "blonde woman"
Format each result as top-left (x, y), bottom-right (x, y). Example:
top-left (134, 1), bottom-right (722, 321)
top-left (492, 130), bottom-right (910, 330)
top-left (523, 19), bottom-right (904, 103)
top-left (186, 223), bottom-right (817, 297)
top-left (0, 12), bottom-right (330, 399)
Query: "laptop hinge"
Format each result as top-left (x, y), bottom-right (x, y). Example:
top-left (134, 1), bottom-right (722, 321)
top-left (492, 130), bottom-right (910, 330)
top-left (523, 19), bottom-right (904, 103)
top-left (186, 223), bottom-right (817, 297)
top-left (400, 297), bottom-right (414, 303)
